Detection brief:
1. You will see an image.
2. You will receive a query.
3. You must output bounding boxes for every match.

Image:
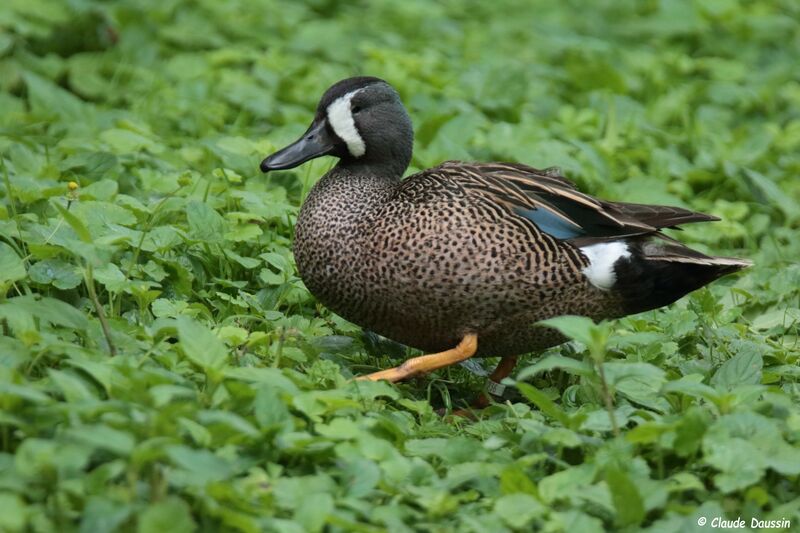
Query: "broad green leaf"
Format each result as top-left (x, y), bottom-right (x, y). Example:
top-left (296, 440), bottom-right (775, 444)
top-left (538, 316), bottom-right (610, 359)
top-left (539, 464), bottom-right (596, 504)
top-left (176, 316), bottom-right (228, 372)
top-left (0, 242), bottom-right (26, 285)
top-left (516, 382), bottom-right (571, 427)
top-left (294, 492), bottom-right (333, 533)
top-left (197, 409), bottom-right (259, 437)
top-left (100, 128), bottom-right (163, 155)
top-left (65, 424), bottom-right (135, 456)
top-left (93, 263), bottom-right (128, 291)
top-left (254, 386), bottom-right (290, 429)
top-left (166, 445), bottom-right (235, 485)
top-left (51, 200), bottom-right (92, 243)
top-left (605, 466), bottom-right (645, 527)
top-left (137, 497), bottom-right (195, 533)
top-left (80, 497), bottom-right (131, 533)
top-left (186, 201), bottom-right (226, 243)
top-left (48, 369), bottom-right (96, 402)
top-left (603, 362), bottom-right (668, 412)
top-left (339, 458), bottom-right (381, 498)
top-left (752, 307), bottom-right (800, 331)
top-left (28, 259), bottom-right (82, 289)
top-left (223, 367), bottom-right (300, 394)
top-left (537, 315), bottom-right (598, 348)
top-left (663, 372), bottom-right (717, 399)
top-left (551, 510), bottom-right (604, 533)
top-left (517, 354), bottom-right (594, 380)
top-left (744, 168), bottom-right (799, 220)
top-left (710, 344), bottom-right (763, 390)
top-left (1, 295), bottom-right (87, 329)
top-left (23, 71), bottom-right (86, 120)
top-left (494, 493), bottom-right (546, 529)
top-left (0, 492), bottom-right (26, 532)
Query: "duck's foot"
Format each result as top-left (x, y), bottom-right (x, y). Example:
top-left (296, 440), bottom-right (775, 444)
top-left (474, 355), bottom-right (518, 408)
top-left (356, 334), bottom-right (478, 382)
top-left (437, 356), bottom-right (521, 419)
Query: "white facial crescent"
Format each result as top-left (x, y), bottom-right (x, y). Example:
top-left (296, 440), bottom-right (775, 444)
top-left (326, 89), bottom-right (366, 158)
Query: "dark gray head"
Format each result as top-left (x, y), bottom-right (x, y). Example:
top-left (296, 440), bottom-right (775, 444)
top-left (260, 77), bottom-right (414, 178)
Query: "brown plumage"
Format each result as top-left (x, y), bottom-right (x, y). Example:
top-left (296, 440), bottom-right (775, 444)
top-left (260, 77), bottom-right (751, 385)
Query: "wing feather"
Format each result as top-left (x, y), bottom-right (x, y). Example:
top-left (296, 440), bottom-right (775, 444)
top-left (410, 161), bottom-right (718, 241)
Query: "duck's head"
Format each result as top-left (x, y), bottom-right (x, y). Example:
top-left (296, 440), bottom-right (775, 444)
top-left (260, 76), bottom-right (413, 177)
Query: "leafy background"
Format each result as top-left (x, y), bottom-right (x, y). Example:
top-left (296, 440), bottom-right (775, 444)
top-left (1, 0), bottom-right (799, 531)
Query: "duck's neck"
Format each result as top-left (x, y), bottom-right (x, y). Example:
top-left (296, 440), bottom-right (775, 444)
top-left (301, 164), bottom-right (400, 224)
top-left (336, 148), bottom-right (410, 181)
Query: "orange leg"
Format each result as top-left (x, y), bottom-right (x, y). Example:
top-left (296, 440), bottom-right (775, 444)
top-left (357, 334), bottom-right (478, 383)
top-left (474, 355), bottom-right (518, 408)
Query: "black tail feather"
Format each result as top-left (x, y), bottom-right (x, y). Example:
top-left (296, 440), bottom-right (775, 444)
top-left (613, 238), bottom-right (751, 314)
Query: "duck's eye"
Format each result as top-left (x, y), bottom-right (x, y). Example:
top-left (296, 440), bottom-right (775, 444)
top-left (352, 105), bottom-right (362, 114)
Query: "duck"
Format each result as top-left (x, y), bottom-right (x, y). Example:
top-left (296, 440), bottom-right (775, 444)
top-left (260, 76), bottom-right (750, 396)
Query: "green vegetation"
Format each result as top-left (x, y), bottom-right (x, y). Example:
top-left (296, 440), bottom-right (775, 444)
top-left (1, 0), bottom-right (799, 530)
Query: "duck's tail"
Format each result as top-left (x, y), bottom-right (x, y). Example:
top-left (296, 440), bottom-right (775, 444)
top-left (596, 237), bottom-right (752, 315)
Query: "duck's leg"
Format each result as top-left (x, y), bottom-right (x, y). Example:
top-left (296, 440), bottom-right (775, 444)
top-left (474, 355), bottom-right (518, 408)
top-left (357, 334), bottom-right (478, 383)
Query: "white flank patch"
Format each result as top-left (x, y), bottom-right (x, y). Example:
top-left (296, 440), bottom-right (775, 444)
top-left (580, 241), bottom-right (631, 290)
top-left (326, 89), bottom-right (366, 157)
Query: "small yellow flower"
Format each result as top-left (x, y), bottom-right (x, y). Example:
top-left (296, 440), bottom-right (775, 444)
top-left (68, 181), bottom-right (79, 191)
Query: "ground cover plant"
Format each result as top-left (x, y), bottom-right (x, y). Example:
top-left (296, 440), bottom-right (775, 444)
top-left (1, 0), bottom-right (799, 531)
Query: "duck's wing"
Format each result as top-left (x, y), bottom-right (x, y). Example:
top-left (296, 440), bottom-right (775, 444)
top-left (427, 161), bottom-right (718, 241)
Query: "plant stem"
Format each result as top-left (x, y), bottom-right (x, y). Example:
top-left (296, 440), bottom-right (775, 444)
top-left (596, 361), bottom-right (619, 436)
top-left (85, 264), bottom-right (117, 356)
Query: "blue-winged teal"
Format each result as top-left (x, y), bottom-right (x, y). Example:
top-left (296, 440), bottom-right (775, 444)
top-left (260, 76), bottom-right (750, 392)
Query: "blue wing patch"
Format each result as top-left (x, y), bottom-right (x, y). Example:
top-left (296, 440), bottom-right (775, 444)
top-left (514, 207), bottom-right (585, 239)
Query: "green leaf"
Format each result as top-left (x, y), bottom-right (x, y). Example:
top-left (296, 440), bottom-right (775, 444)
top-left (51, 200), bottom-right (92, 243)
top-left (186, 201), bottom-right (226, 243)
top-left (23, 71), bottom-right (86, 120)
top-left (28, 259), bottom-right (82, 289)
top-left (0, 243), bottom-right (26, 285)
top-left (80, 497), bottom-right (131, 533)
top-left (603, 362), bottom-right (668, 412)
top-left (48, 369), bottom-right (96, 402)
top-left (65, 424), bottom-right (135, 456)
top-left (93, 263), bottom-right (128, 292)
top-left (662, 374), bottom-right (719, 402)
top-left (710, 344), bottom-right (763, 390)
top-left (605, 466), bottom-right (645, 527)
top-left (752, 307), bottom-right (800, 331)
top-left (100, 128), bottom-right (163, 155)
top-left (254, 386), bottom-right (290, 429)
top-left (552, 510), bottom-right (604, 533)
top-left (516, 382), bottom-right (571, 427)
top-left (539, 464), bottom-right (596, 504)
top-left (294, 492), bottom-right (333, 533)
top-left (176, 316), bottom-right (228, 372)
top-left (744, 168), bottom-right (799, 220)
top-left (517, 354), bottom-right (593, 380)
top-left (537, 316), bottom-right (609, 359)
top-left (137, 497), bottom-right (195, 533)
top-left (537, 315), bottom-right (598, 347)
top-left (339, 459), bottom-right (381, 498)
top-left (166, 445), bottom-right (235, 485)
top-left (499, 465), bottom-right (539, 496)
top-left (223, 367), bottom-right (300, 394)
top-left (494, 493), bottom-right (546, 529)
top-left (1, 295), bottom-right (87, 329)
top-left (0, 492), bottom-right (26, 532)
